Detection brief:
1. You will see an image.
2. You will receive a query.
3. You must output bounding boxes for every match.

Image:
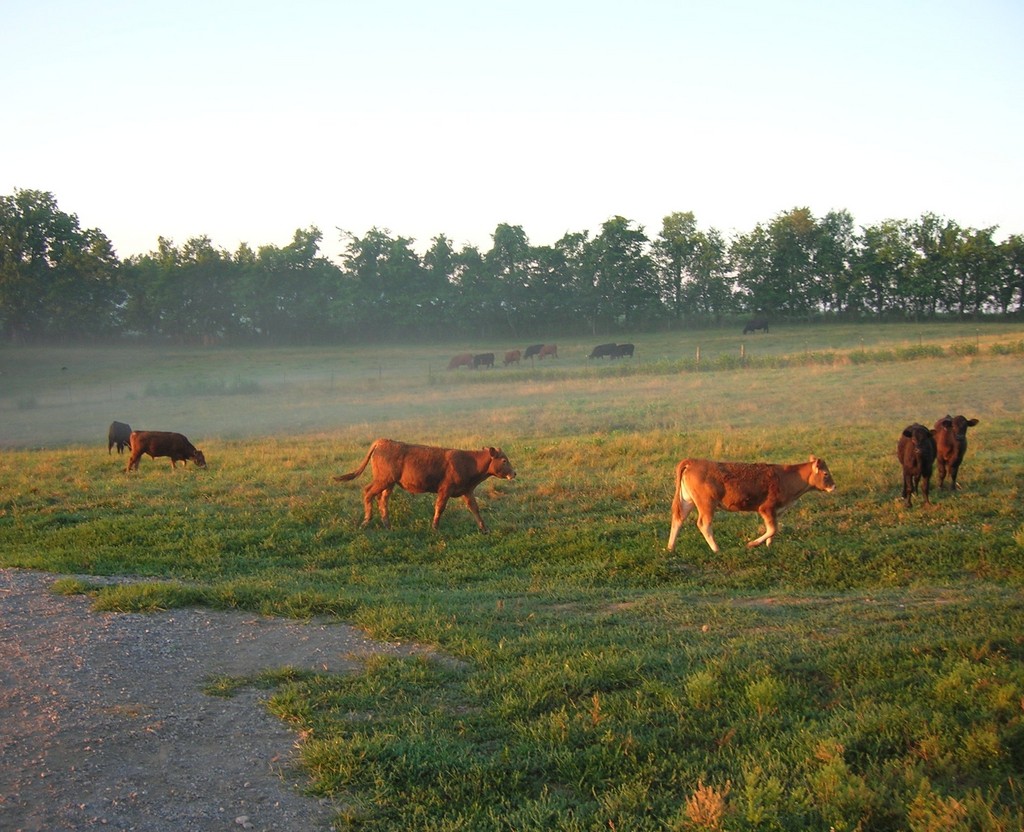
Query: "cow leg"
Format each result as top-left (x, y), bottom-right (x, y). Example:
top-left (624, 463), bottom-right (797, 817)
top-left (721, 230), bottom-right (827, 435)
top-left (376, 488), bottom-right (393, 528)
top-left (461, 494), bottom-right (489, 533)
top-left (694, 509), bottom-right (719, 553)
top-left (936, 459), bottom-right (948, 490)
top-left (902, 473), bottom-right (914, 506)
top-left (431, 494), bottom-right (451, 530)
top-left (920, 473), bottom-right (932, 505)
top-left (667, 494), bottom-right (695, 551)
top-left (125, 451), bottom-right (141, 473)
top-left (949, 463), bottom-right (960, 491)
top-left (747, 509), bottom-right (778, 548)
top-left (360, 484), bottom-right (382, 527)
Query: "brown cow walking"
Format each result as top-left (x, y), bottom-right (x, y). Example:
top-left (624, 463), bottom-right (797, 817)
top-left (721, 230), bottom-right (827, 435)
top-left (334, 438), bottom-right (516, 532)
top-left (125, 431), bottom-right (207, 472)
top-left (667, 456), bottom-right (835, 552)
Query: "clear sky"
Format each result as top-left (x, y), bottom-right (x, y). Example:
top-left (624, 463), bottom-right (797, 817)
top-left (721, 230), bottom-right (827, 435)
top-left (3, 1), bottom-right (1022, 261)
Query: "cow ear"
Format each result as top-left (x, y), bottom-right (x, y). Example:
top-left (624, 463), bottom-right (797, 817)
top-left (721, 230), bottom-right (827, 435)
top-left (903, 428), bottom-right (913, 437)
top-left (487, 446), bottom-right (499, 457)
top-left (967, 418), bottom-right (979, 426)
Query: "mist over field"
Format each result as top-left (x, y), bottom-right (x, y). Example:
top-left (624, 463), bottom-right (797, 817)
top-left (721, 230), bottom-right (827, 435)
top-left (2, 322), bottom-right (1022, 452)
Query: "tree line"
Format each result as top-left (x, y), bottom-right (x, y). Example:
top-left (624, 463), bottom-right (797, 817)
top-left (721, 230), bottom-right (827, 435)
top-left (1, 188), bottom-right (1022, 344)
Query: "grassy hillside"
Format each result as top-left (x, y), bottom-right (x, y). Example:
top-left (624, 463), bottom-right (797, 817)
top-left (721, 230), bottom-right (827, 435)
top-left (2, 321), bottom-right (1023, 830)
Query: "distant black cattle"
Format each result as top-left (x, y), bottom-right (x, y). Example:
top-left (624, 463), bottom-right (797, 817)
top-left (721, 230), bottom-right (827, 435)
top-left (107, 420), bottom-right (132, 454)
top-left (588, 342), bottom-right (618, 359)
top-left (523, 344), bottom-right (544, 360)
top-left (615, 343), bottom-right (635, 358)
top-left (473, 352), bottom-right (495, 369)
top-left (743, 317), bottom-right (770, 334)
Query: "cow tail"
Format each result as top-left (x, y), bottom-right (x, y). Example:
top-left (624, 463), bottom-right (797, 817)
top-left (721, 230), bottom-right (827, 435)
top-left (333, 440), bottom-right (378, 482)
top-left (671, 459), bottom-right (691, 519)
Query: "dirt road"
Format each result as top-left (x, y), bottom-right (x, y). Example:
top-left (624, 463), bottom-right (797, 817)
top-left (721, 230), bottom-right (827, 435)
top-left (0, 568), bottom-right (435, 831)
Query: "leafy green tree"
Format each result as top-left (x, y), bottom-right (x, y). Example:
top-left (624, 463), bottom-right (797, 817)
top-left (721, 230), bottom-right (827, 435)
top-left (996, 234), bottom-right (1024, 314)
top-left (339, 227), bottom-right (437, 339)
top-left (952, 226), bottom-right (1001, 316)
top-left (0, 188), bottom-right (120, 341)
top-left (814, 210), bottom-right (857, 315)
top-left (449, 243), bottom-right (492, 338)
top-left (856, 220), bottom-right (915, 316)
top-left (485, 224), bottom-right (533, 337)
top-left (731, 223), bottom-right (773, 314)
top-left (587, 216), bottom-right (657, 330)
top-left (654, 213), bottom-right (733, 322)
top-left (554, 230), bottom-right (596, 333)
top-left (653, 211), bottom-right (701, 322)
top-left (910, 213), bottom-right (962, 316)
top-left (681, 226), bottom-right (733, 320)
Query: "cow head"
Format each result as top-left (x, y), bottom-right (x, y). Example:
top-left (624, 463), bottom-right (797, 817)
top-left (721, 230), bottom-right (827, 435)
top-left (193, 450), bottom-right (208, 468)
top-left (902, 424), bottom-right (934, 458)
top-left (487, 447), bottom-right (516, 480)
top-left (934, 414), bottom-right (978, 440)
top-left (808, 456), bottom-right (836, 492)
top-left (949, 415), bottom-right (979, 440)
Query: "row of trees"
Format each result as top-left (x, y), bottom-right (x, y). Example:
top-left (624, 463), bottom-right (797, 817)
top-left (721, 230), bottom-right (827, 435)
top-left (2, 188), bottom-right (1022, 344)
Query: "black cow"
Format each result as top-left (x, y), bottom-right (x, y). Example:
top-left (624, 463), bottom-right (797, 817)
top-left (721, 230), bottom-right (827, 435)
top-left (897, 423), bottom-right (937, 507)
top-left (743, 317), bottom-right (770, 334)
top-left (933, 415), bottom-right (979, 491)
top-left (473, 352), bottom-right (495, 369)
top-left (523, 344), bottom-right (544, 361)
top-left (107, 420), bottom-right (132, 454)
top-left (588, 343), bottom-right (618, 359)
top-left (615, 343), bottom-right (635, 358)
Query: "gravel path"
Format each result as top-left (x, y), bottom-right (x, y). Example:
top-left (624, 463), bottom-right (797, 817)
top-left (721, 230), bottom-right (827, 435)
top-left (0, 568), bottom-right (439, 832)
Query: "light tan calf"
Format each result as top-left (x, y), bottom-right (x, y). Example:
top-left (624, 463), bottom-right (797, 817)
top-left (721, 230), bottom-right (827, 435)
top-left (667, 456), bottom-right (835, 552)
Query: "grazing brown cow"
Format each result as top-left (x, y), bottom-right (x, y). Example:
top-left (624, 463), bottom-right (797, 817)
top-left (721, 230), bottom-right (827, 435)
top-left (334, 439), bottom-right (516, 532)
top-left (447, 353), bottom-right (474, 370)
top-left (667, 456), bottom-right (836, 552)
top-left (125, 431), bottom-right (207, 472)
top-left (473, 352), bottom-right (495, 369)
top-left (933, 414), bottom-right (979, 491)
top-left (504, 349), bottom-right (522, 366)
top-left (538, 344), bottom-right (558, 359)
top-left (107, 420), bottom-right (132, 454)
top-left (897, 423), bottom-right (937, 507)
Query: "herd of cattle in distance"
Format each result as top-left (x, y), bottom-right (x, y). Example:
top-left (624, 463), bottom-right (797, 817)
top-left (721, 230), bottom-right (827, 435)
top-left (445, 317), bottom-right (771, 370)
top-left (446, 341), bottom-right (639, 370)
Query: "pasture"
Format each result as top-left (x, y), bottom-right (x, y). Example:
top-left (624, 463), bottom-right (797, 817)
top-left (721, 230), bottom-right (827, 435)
top-left (2, 322), bottom-right (1024, 830)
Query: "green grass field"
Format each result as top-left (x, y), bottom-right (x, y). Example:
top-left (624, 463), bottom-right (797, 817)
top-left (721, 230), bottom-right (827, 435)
top-left (2, 322), bottom-right (1023, 830)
